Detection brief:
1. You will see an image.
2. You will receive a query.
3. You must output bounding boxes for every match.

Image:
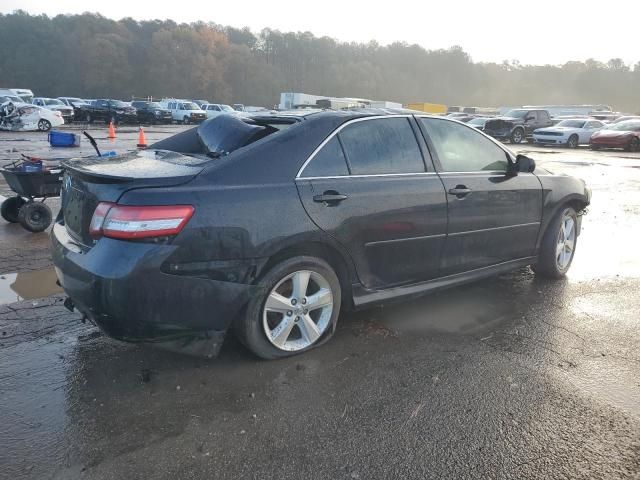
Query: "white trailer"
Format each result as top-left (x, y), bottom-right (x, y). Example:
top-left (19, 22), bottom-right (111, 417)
top-left (279, 92), bottom-right (328, 110)
top-left (369, 100), bottom-right (403, 109)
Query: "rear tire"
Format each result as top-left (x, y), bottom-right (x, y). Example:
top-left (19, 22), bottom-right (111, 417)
top-left (533, 206), bottom-right (578, 278)
top-left (625, 137), bottom-right (639, 152)
top-left (1, 196), bottom-right (26, 223)
top-left (511, 128), bottom-right (524, 144)
top-left (236, 256), bottom-right (341, 359)
top-left (567, 134), bottom-right (579, 149)
top-left (18, 202), bottom-right (52, 233)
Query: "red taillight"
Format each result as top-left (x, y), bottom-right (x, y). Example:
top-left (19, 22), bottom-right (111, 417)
top-left (89, 202), bottom-right (194, 240)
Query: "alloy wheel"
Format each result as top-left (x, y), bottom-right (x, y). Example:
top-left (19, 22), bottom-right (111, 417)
top-left (556, 213), bottom-right (576, 270)
top-left (512, 129), bottom-right (523, 143)
top-left (262, 270), bottom-right (333, 351)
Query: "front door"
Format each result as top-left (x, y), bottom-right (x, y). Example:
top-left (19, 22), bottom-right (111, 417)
top-left (418, 117), bottom-right (543, 276)
top-left (297, 116), bottom-right (448, 289)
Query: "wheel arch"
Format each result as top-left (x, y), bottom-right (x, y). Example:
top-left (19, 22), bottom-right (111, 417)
top-left (256, 240), bottom-right (357, 310)
top-left (536, 194), bottom-right (588, 252)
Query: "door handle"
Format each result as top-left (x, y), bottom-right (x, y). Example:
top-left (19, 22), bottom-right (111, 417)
top-left (313, 192), bottom-right (348, 205)
top-left (448, 185), bottom-right (471, 198)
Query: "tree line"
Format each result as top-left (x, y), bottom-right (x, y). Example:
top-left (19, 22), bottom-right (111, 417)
top-left (1, 11), bottom-right (639, 112)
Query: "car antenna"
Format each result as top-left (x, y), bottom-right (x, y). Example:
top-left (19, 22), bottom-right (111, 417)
top-left (83, 131), bottom-right (102, 157)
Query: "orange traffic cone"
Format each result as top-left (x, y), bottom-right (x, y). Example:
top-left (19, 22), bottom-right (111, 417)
top-left (137, 126), bottom-right (147, 149)
top-left (108, 121), bottom-right (116, 139)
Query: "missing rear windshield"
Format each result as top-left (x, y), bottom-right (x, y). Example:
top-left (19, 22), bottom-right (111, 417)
top-left (149, 115), bottom-right (296, 158)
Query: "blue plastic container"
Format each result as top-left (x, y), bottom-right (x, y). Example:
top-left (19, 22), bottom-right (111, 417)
top-left (48, 131), bottom-right (80, 147)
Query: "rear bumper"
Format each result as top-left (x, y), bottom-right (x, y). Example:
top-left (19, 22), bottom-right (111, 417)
top-left (51, 223), bottom-right (257, 352)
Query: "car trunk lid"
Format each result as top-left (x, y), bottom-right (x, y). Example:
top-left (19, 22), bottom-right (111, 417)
top-left (61, 149), bottom-right (207, 246)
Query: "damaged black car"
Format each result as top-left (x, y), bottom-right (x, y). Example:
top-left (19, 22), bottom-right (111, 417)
top-left (52, 111), bottom-right (590, 359)
top-left (484, 108), bottom-right (553, 144)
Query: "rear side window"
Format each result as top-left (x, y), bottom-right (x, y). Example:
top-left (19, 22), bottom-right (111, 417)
top-left (338, 118), bottom-right (425, 175)
top-left (301, 137), bottom-right (349, 177)
top-left (421, 118), bottom-right (508, 172)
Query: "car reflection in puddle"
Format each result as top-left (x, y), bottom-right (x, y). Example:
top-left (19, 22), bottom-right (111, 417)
top-left (0, 268), bottom-right (62, 304)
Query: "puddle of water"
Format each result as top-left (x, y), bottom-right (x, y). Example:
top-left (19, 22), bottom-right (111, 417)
top-left (0, 268), bottom-right (62, 304)
top-left (359, 276), bottom-right (526, 336)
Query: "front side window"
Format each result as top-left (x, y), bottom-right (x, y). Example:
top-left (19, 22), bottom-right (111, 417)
top-left (301, 137), bottom-right (349, 178)
top-left (338, 118), bottom-right (425, 175)
top-left (420, 118), bottom-right (509, 172)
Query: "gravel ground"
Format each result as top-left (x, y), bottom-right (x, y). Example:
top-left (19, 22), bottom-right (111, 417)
top-left (0, 126), bottom-right (639, 480)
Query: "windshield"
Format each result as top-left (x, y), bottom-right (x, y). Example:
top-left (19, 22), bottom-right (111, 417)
top-left (609, 121), bottom-right (640, 132)
top-left (1, 96), bottom-right (22, 103)
top-left (504, 109), bottom-right (529, 118)
top-left (557, 120), bottom-right (586, 128)
top-left (44, 99), bottom-right (64, 106)
top-left (183, 102), bottom-right (200, 110)
top-left (220, 105), bottom-right (235, 112)
top-left (468, 118), bottom-right (487, 126)
top-left (147, 102), bottom-right (162, 108)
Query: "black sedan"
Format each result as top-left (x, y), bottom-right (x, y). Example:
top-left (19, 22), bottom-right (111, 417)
top-left (131, 101), bottom-right (173, 125)
top-left (52, 112), bottom-right (591, 359)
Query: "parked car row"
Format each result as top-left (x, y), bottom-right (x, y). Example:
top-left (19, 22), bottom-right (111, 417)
top-left (2, 94), bottom-right (251, 126)
top-left (445, 110), bottom-right (640, 151)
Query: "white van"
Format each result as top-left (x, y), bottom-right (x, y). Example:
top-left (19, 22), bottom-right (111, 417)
top-left (8, 88), bottom-right (34, 103)
top-left (160, 99), bottom-right (207, 124)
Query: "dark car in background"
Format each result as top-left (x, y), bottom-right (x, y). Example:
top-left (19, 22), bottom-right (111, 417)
top-left (467, 117), bottom-right (491, 131)
top-left (589, 120), bottom-right (640, 151)
top-left (484, 109), bottom-right (553, 144)
top-left (75, 99), bottom-right (138, 124)
top-left (52, 111), bottom-right (590, 359)
top-left (131, 101), bottom-right (173, 124)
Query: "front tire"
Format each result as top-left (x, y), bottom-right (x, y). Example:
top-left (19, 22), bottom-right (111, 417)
top-left (534, 206), bottom-right (578, 278)
top-left (511, 128), bottom-right (524, 144)
top-left (567, 134), bottom-right (579, 149)
top-left (183, 116), bottom-right (190, 125)
top-left (18, 202), bottom-right (52, 233)
top-left (236, 256), bottom-right (341, 359)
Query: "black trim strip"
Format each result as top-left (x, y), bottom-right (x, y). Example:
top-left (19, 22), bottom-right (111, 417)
top-left (448, 222), bottom-right (540, 237)
top-left (364, 233), bottom-right (446, 247)
top-left (352, 256), bottom-right (537, 307)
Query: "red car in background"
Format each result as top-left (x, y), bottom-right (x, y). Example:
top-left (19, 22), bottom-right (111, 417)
top-left (589, 120), bottom-right (640, 151)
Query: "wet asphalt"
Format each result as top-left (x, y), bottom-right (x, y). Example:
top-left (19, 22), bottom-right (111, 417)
top-left (0, 126), bottom-right (639, 479)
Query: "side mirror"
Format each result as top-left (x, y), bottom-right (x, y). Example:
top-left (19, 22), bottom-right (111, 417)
top-left (508, 154), bottom-right (536, 175)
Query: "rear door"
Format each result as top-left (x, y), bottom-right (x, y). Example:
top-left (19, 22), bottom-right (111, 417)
top-left (418, 117), bottom-right (543, 275)
top-left (296, 116), bottom-right (448, 289)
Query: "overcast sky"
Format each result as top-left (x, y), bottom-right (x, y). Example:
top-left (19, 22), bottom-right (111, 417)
top-left (2, 0), bottom-right (638, 66)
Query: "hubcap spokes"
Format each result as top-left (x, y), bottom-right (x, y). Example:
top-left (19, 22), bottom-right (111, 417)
top-left (556, 215), bottom-right (576, 269)
top-left (263, 270), bottom-right (333, 351)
